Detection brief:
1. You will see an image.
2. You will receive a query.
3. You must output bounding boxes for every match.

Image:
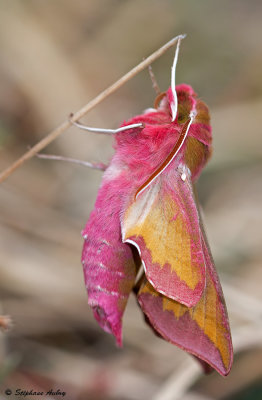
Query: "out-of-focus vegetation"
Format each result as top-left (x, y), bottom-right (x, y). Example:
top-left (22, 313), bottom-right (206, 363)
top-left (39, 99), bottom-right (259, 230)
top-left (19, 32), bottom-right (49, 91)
top-left (0, 1), bottom-right (262, 399)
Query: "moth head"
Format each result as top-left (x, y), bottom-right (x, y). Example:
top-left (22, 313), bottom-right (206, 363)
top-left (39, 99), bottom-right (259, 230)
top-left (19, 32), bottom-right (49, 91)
top-left (170, 84), bottom-right (197, 124)
top-left (152, 85), bottom-right (198, 124)
top-left (157, 34), bottom-right (209, 127)
top-left (152, 84), bottom-right (210, 128)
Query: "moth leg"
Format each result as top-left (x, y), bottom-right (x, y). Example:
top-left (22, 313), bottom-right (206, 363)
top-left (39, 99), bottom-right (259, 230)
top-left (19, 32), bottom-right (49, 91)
top-left (148, 65), bottom-right (161, 95)
top-left (69, 113), bottom-right (143, 135)
top-left (36, 153), bottom-right (107, 171)
top-left (133, 265), bottom-right (145, 295)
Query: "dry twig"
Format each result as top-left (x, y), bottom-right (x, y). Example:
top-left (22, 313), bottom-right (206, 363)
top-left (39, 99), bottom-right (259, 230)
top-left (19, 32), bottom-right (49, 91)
top-left (0, 34), bottom-right (185, 184)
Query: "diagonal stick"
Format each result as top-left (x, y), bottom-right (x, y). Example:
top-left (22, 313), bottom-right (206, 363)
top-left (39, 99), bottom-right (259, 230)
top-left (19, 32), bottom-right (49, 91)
top-left (0, 34), bottom-right (185, 183)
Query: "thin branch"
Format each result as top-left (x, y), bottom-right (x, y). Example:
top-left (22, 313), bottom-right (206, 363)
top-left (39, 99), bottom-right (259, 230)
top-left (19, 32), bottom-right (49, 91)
top-left (153, 359), bottom-right (201, 400)
top-left (148, 65), bottom-right (161, 94)
top-left (0, 34), bottom-right (186, 183)
top-left (152, 323), bottom-right (262, 400)
top-left (233, 324), bottom-right (262, 352)
top-left (222, 281), bottom-right (262, 323)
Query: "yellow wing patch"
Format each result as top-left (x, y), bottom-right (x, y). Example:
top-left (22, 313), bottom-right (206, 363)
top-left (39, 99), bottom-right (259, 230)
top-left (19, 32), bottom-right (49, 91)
top-left (123, 181), bottom-right (201, 291)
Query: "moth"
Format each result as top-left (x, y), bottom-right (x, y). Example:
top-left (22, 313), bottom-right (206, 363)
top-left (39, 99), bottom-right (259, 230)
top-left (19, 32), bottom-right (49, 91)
top-left (81, 38), bottom-right (233, 376)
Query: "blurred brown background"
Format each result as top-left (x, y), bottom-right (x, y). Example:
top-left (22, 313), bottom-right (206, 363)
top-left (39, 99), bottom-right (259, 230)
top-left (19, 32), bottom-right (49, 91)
top-left (0, 1), bottom-right (262, 399)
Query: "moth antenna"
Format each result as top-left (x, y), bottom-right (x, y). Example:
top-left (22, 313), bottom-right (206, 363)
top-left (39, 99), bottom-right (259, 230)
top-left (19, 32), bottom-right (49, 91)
top-left (70, 116), bottom-right (143, 135)
top-left (36, 153), bottom-right (107, 171)
top-left (170, 34), bottom-right (186, 122)
top-left (148, 65), bottom-right (161, 95)
top-left (135, 110), bottom-right (195, 199)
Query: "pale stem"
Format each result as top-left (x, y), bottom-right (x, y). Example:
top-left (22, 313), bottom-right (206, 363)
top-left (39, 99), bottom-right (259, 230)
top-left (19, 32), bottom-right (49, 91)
top-left (0, 34), bottom-right (186, 184)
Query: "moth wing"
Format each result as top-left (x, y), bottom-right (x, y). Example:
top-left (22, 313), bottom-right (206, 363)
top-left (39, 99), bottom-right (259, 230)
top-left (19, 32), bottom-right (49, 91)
top-left (137, 229), bottom-right (233, 376)
top-left (122, 167), bottom-right (205, 306)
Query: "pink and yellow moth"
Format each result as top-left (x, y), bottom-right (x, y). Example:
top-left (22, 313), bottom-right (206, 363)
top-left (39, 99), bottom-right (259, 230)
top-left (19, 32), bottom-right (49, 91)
top-left (81, 37), bottom-right (233, 376)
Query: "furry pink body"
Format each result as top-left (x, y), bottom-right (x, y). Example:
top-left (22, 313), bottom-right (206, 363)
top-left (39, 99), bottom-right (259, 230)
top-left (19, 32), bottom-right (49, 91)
top-left (82, 84), bottom-right (211, 341)
top-left (81, 84), bottom-right (232, 375)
